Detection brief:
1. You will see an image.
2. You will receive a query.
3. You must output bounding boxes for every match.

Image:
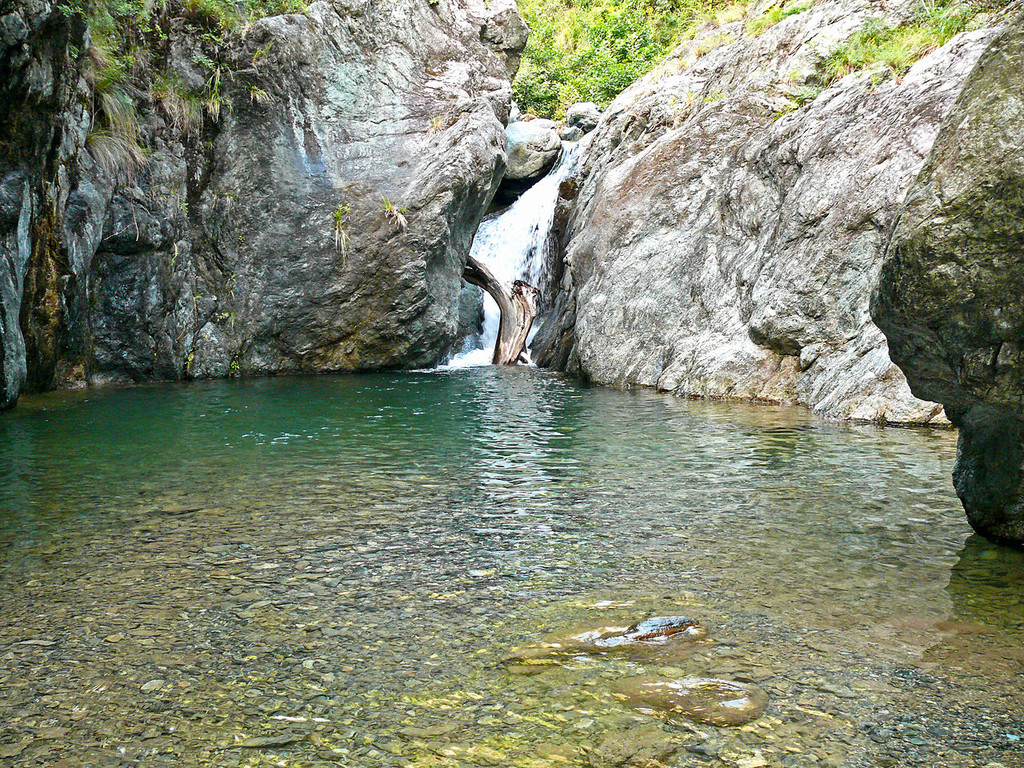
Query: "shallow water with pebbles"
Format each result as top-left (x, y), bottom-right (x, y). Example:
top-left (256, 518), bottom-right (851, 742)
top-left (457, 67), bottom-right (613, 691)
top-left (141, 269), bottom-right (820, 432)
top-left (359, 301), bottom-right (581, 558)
top-left (0, 368), bottom-right (1022, 767)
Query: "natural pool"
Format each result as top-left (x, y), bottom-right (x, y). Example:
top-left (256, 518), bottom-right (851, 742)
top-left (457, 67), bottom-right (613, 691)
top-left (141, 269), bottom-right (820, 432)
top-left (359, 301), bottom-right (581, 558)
top-left (0, 369), bottom-right (1022, 767)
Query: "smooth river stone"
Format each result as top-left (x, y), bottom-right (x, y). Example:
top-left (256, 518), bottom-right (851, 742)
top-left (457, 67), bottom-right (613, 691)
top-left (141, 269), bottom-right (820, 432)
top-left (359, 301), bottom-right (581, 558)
top-left (613, 676), bottom-right (770, 727)
top-left (505, 616), bottom-right (707, 667)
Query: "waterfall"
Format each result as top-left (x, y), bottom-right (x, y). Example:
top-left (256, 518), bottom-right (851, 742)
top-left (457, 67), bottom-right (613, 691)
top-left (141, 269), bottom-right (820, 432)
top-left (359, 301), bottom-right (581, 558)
top-left (446, 142), bottom-right (580, 368)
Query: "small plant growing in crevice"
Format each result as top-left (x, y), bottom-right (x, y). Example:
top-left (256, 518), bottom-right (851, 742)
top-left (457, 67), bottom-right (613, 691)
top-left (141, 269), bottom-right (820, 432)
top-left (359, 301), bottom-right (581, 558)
top-left (380, 195), bottom-right (408, 230)
top-left (332, 202), bottom-right (351, 256)
top-left (429, 112), bottom-right (450, 133)
top-left (745, 0), bottom-right (815, 37)
top-left (153, 73), bottom-right (205, 135)
top-left (204, 66), bottom-right (224, 120)
top-left (249, 86), bottom-right (271, 104)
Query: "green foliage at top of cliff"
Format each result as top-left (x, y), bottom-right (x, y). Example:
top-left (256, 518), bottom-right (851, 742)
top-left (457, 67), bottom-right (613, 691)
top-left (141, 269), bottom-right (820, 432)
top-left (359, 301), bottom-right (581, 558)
top-left (512, 0), bottom-right (1011, 120)
top-left (513, 0), bottom-right (724, 119)
top-left (819, 0), bottom-right (986, 84)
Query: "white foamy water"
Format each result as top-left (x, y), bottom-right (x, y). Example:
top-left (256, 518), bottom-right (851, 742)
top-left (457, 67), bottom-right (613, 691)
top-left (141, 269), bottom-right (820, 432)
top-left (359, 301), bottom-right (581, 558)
top-left (445, 142), bottom-right (580, 369)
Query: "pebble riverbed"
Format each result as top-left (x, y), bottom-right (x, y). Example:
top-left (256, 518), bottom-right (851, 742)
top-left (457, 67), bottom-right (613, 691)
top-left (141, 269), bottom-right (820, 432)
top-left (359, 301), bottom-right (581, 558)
top-left (1, 369), bottom-right (1021, 767)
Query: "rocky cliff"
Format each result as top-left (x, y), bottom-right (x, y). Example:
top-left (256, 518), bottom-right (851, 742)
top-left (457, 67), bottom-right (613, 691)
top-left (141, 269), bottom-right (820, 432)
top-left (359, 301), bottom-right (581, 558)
top-left (533, 0), bottom-right (1001, 424)
top-left (873, 14), bottom-right (1024, 547)
top-left (0, 0), bottom-right (527, 409)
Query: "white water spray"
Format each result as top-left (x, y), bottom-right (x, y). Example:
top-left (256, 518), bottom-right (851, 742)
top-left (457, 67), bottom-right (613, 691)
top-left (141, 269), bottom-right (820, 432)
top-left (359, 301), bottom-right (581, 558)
top-left (446, 143), bottom-right (580, 368)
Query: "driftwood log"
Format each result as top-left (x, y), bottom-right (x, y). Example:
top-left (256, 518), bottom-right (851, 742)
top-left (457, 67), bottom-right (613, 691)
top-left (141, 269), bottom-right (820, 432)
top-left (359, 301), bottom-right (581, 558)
top-left (463, 254), bottom-right (539, 365)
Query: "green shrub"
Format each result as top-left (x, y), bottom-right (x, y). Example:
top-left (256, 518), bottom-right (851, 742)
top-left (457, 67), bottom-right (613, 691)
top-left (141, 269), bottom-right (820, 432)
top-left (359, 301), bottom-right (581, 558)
top-left (513, 0), bottom-right (730, 119)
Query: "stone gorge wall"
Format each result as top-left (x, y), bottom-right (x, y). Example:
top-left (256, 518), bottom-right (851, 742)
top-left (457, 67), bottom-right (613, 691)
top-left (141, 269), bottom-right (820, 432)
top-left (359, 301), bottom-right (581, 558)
top-left (873, 14), bottom-right (1024, 546)
top-left (533, 0), bottom-right (999, 424)
top-left (0, 0), bottom-right (527, 409)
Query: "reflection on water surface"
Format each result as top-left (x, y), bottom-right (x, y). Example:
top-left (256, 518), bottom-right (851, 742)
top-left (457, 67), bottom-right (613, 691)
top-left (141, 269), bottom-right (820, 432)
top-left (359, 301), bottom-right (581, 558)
top-left (1, 369), bottom-right (1021, 767)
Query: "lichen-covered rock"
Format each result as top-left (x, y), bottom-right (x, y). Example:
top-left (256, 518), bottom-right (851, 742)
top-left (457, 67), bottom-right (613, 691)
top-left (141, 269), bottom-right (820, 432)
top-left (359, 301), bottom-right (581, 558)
top-left (872, 16), bottom-right (1024, 546)
top-left (534, 0), bottom-right (998, 424)
top-left (0, 0), bottom-right (525, 407)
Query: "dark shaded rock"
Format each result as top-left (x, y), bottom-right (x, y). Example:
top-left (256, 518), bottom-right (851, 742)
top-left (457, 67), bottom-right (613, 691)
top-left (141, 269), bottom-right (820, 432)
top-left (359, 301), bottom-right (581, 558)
top-left (1, 0), bottom-right (526, 406)
top-left (456, 283), bottom-right (485, 344)
top-left (559, 125), bottom-right (584, 142)
top-left (872, 16), bottom-right (1024, 546)
top-left (612, 676), bottom-right (770, 727)
top-left (0, 0), bottom-right (90, 408)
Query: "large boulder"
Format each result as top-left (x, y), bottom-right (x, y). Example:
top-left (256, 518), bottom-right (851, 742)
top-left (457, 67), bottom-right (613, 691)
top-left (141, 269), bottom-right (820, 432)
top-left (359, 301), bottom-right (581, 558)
top-left (565, 101), bottom-right (602, 133)
top-left (872, 16), bottom-right (1024, 547)
top-left (505, 118), bottom-right (562, 181)
top-left (534, 0), bottom-right (996, 424)
top-left (0, 0), bottom-right (526, 406)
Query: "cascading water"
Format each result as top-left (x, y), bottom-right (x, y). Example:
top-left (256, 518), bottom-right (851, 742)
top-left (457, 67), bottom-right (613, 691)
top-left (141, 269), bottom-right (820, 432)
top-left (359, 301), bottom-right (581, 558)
top-left (446, 142), bottom-right (580, 368)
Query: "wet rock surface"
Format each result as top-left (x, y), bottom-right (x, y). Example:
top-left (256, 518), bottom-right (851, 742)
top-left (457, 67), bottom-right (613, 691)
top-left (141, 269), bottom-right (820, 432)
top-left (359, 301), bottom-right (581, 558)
top-left (0, 0), bottom-right (525, 408)
top-left (533, 0), bottom-right (1000, 424)
top-left (872, 15), bottom-right (1024, 547)
top-left (506, 616), bottom-right (707, 667)
top-left (612, 676), bottom-right (770, 727)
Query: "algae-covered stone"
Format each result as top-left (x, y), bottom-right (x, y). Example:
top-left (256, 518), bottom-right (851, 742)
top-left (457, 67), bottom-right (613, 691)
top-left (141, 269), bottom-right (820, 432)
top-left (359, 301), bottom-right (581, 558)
top-left (612, 676), bottom-right (769, 727)
top-left (589, 726), bottom-right (678, 767)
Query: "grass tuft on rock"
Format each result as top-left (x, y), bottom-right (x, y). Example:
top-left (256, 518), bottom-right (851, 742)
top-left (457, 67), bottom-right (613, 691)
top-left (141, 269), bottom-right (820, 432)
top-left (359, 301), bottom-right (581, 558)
top-left (821, 1), bottom-right (980, 85)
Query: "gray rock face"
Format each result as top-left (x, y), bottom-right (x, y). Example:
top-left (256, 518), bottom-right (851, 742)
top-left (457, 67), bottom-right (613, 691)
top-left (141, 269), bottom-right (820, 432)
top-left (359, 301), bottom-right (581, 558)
top-left (559, 125), bottom-right (584, 142)
top-left (534, 0), bottom-right (998, 424)
top-left (0, 0), bottom-right (524, 407)
top-left (873, 17), bottom-right (1024, 546)
top-left (0, 0), bottom-right (89, 409)
top-left (565, 101), bottom-right (602, 133)
top-left (505, 118), bottom-right (562, 181)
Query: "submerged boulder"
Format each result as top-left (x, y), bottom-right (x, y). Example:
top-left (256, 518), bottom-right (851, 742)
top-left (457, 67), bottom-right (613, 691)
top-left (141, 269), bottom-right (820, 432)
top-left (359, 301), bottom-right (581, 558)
top-left (872, 17), bottom-right (1024, 547)
top-left (505, 616), bottom-right (707, 668)
top-left (612, 676), bottom-right (770, 727)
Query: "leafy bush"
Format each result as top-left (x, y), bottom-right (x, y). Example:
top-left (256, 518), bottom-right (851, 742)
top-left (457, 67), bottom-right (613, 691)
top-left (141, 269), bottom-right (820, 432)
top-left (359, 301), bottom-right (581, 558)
top-left (513, 0), bottom-right (729, 119)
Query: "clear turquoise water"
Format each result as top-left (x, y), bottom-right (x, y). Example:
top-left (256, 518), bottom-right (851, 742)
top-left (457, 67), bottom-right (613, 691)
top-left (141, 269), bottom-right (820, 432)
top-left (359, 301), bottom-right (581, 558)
top-left (0, 369), bottom-right (1021, 767)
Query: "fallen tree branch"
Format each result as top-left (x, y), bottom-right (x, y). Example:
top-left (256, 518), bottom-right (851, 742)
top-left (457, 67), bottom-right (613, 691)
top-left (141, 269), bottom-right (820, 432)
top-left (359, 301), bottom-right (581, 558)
top-left (464, 254), bottom-right (539, 365)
